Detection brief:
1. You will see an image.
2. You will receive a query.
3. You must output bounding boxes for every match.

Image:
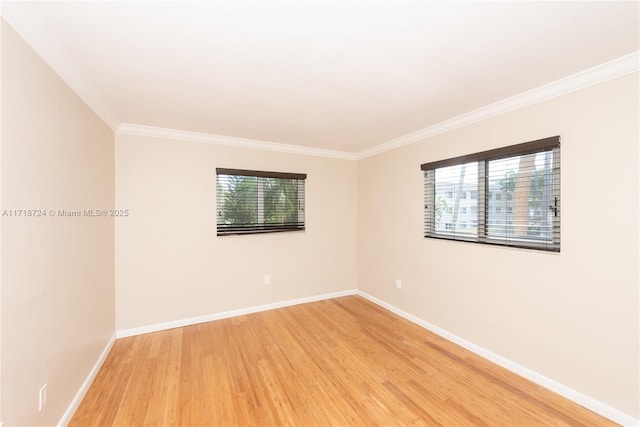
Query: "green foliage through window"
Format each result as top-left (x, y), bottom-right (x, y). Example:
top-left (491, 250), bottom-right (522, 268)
top-left (216, 169), bottom-right (306, 235)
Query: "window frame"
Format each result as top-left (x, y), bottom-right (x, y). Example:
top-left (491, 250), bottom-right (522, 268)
top-left (216, 168), bottom-right (306, 236)
top-left (421, 136), bottom-right (560, 252)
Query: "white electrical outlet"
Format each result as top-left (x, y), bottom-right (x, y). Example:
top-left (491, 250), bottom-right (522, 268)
top-left (39, 384), bottom-right (47, 411)
top-left (396, 279), bottom-right (402, 289)
top-left (264, 275), bottom-right (271, 285)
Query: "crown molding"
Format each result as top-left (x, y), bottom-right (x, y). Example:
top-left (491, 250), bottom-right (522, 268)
top-left (119, 46), bottom-right (638, 162)
top-left (3, 1), bottom-right (637, 160)
top-left (1, 3), bottom-right (120, 131)
top-left (356, 51), bottom-right (640, 160)
top-left (117, 124), bottom-right (359, 160)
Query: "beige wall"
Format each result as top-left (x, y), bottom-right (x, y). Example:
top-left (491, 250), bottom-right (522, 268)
top-left (115, 134), bottom-right (357, 331)
top-left (357, 72), bottom-right (639, 418)
top-left (1, 21), bottom-right (115, 426)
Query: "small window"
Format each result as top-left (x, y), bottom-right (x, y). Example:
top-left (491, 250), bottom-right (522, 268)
top-left (216, 168), bottom-right (306, 235)
top-left (422, 136), bottom-right (560, 252)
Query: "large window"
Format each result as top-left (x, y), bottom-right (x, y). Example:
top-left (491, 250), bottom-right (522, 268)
top-left (216, 168), bottom-right (306, 235)
top-left (422, 136), bottom-right (560, 252)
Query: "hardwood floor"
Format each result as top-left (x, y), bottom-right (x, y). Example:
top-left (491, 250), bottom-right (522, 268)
top-left (70, 296), bottom-right (617, 426)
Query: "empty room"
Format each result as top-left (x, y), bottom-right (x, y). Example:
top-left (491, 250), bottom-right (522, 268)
top-left (1, 1), bottom-right (639, 426)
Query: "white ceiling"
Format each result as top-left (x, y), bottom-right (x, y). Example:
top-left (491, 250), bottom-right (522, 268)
top-left (2, 1), bottom-right (639, 155)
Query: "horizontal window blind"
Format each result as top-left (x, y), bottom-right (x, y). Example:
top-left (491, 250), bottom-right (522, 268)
top-left (422, 136), bottom-right (560, 252)
top-left (216, 168), bottom-right (306, 235)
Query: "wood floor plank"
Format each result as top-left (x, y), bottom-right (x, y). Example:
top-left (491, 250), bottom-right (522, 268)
top-left (69, 296), bottom-right (619, 426)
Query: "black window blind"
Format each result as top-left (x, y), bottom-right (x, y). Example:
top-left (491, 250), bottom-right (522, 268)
top-left (422, 136), bottom-right (560, 252)
top-left (216, 168), bottom-right (306, 235)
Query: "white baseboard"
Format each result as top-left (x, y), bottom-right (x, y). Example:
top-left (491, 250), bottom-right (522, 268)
top-left (116, 289), bottom-right (358, 338)
top-left (62, 291), bottom-right (638, 426)
top-left (357, 290), bottom-right (639, 427)
top-left (57, 333), bottom-right (117, 427)
top-left (58, 290), bottom-right (357, 426)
